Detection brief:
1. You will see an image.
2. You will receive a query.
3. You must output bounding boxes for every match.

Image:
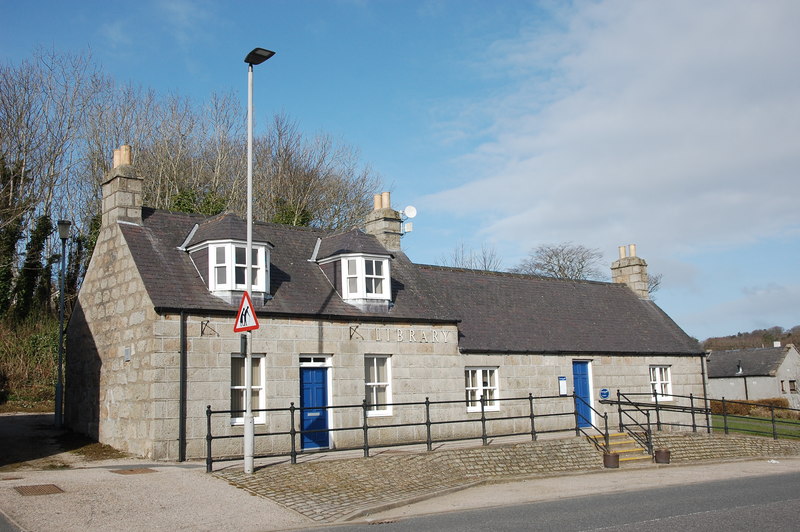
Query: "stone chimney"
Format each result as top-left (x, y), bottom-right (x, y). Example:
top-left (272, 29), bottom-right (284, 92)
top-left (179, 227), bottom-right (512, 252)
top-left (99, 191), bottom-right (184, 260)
top-left (364, 191), bottom-right (402, 251)
top-left (101, 145), bottom-right (143, 226)
top-left (611, 244), bottom-right (649, 299)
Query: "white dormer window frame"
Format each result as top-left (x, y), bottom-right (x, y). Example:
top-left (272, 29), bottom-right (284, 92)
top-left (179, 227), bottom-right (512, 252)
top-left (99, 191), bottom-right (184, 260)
top-left (328, 254), bottom-right (390, 300)
top-left (202, 241), bottom-right (269, 293)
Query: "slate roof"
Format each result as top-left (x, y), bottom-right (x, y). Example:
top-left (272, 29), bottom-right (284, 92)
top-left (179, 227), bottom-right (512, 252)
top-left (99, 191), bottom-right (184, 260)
top-left (316, 229), bottom-right (391, 260)
top-left (120, 208), bottom-right (452, 322)
top-left (707, 346), bottom-right (792, 378)
top-left (117, 207), bottom-right (702, 355)
top-left (416, 265), bottom-right (702, 355)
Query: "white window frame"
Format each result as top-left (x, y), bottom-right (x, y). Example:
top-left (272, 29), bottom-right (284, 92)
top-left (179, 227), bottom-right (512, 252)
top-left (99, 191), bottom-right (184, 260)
top-left (338, 254), bottom-right (390, 300)
top-left (365, 355), bottom-right (392, 417)
top-left (205, 241), bottom-right (268, 293)
top-left (230, 353), bottom-right (266, 425)
top-left (649, 365), bottom-right (673, 401)
top-left (465, 367), bottom-right (499, 412)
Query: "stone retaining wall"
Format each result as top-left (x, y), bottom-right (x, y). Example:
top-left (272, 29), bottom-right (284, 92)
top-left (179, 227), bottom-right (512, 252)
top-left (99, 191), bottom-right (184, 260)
top-left (651, 431), bottom-right (800, 462)
top-left (218, 437), bottom-right (603, 522)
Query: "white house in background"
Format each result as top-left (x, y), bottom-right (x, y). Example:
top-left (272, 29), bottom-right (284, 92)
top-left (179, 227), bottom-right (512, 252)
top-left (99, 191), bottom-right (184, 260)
top-left (707, 344), bottom-right (800, 409)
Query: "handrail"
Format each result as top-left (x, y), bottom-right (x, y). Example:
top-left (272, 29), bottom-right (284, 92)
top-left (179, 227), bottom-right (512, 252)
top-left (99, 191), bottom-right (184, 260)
top-left (572, 393), bottom-right (610, 453)
top-left (610, 390), bottom-right (653, 455)
top-left (601, 391), bottom-right (800, 451)
top-left (206, 393), bottom-right (578, 472)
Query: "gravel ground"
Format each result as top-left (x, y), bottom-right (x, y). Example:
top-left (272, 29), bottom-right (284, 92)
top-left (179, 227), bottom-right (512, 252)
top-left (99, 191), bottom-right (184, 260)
top-left (0, 413), bottom-right (312, 532)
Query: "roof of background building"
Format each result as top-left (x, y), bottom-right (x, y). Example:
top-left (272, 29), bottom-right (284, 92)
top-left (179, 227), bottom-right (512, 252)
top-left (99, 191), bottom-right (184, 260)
top-left (118, 207), bottom-right (703, 355)
top-left (707, 345), bottom-right (795, 378)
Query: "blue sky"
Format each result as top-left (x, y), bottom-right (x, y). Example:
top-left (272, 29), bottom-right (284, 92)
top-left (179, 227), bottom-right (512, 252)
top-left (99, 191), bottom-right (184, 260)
top-left (2, 0), bottom-right (799, 341)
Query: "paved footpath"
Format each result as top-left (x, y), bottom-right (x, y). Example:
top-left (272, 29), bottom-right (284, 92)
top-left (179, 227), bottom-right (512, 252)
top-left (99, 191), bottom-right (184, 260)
top-left (3, 413), bottom-right (800, 531)
top-left (4, 452), bottom-right (800, 531)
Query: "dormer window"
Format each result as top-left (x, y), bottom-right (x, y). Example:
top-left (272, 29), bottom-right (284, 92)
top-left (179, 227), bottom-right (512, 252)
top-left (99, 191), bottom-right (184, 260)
top-left (206, 242), bottom-right (269, 293)
top-left (336, 255), bottom-right (390, 300)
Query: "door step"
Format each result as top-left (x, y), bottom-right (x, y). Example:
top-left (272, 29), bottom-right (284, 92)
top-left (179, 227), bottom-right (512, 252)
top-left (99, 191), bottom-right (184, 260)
top-left (589, 432), bottom-right (651, 465)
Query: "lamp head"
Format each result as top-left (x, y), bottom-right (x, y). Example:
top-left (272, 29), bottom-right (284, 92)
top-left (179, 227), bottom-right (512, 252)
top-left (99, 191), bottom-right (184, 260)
top-left (57, 220), bottom-right (72, 240)
top-left (245, 48), bottom-right (275, 65)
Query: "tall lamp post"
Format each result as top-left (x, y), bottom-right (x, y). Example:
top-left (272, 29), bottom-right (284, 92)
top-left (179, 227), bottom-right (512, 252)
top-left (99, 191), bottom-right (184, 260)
top-left (55, 219), bottom-right (71, 428)
top-left (243, 47), bottom-right (274, 474)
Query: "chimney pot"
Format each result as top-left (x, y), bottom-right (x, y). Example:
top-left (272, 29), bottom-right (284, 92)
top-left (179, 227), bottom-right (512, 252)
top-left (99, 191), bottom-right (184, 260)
top-left (103, 145), bottom-right (142, 226)
top-left (365, 191), bottom-right (402, 251)
top-left (373, 194), bottom-right (382, 211)
top-left (119, 144), bottom-right (132, 166)
top-left (611, 243), bottom-right (649, 299)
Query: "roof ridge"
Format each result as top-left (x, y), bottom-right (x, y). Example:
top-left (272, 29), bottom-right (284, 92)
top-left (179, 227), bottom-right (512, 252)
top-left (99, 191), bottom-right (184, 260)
top-left (415, 263), bottom-right (614, 285)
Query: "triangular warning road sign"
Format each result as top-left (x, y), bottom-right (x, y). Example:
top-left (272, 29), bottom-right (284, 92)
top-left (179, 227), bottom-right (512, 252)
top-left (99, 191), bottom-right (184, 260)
top-left (233, 291), bottom-right (259, 332)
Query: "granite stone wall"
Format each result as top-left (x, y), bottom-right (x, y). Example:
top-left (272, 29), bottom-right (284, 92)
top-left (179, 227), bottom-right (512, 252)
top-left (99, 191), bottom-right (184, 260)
top-left (65, 219), bottom-right (161, 458)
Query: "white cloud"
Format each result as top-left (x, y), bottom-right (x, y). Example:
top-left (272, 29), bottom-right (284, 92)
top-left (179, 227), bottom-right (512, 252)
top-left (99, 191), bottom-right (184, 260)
top-left (100, 21), bottom-right (132, 48)
top-left (422, 0), bottom-right (800, 260)
top-left (153, 0), bottom-right (213, 47)
top-left (682, 282), bottom-right (800, 338)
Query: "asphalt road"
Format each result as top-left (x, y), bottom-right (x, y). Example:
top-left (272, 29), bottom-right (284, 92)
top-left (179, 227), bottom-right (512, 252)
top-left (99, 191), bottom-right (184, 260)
top-left (317, 471), bottom-right (800, 531)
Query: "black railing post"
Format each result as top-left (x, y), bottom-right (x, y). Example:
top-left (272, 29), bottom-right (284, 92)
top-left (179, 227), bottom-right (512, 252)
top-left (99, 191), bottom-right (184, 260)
top-left (573, 392), bottom-right (580, 436)
top-left (652, 389), bottom-right (662, 431)
top-left (705, 394), bottom-right (712, 434)
top-left (722, 397), bottom-right (729, 435)
top-left (690, 393), bottom-right (697, 432)
top-left (362, 399), bottom-right (370, 457)
top-left (771, 405), bottom-right (778, 440)
top-left (616, 389), bottom-right (624, 432)
top-left (528, 393), bottom-right (537, 441)
top-left (425, 397), bottom-right (433, 451)
top-left (205, 405), bottom-right (213, 473)
top-left (480, 395), bottom-right (488, 446)
top-left (603, 412), bottom-right (610, 449)
top-left (289, 402), bottom-right (297, 464)
top-left (644, 410), bottom-right (653, 455)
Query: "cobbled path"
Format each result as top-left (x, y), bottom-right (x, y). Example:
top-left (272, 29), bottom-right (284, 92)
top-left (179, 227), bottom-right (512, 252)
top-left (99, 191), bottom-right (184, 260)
top-left (215, 437), bottom-right (601, 522)
top-left (215, 432), bottom-right (800, 523)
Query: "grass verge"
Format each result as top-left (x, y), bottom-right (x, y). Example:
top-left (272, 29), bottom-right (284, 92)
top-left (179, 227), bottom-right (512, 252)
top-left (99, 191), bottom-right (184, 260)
top-left (711, 414), bottom-right (800, 439)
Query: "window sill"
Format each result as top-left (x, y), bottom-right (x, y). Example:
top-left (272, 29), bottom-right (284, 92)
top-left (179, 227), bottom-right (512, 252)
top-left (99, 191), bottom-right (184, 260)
top-left (366, 410), bottom-right (393, 418)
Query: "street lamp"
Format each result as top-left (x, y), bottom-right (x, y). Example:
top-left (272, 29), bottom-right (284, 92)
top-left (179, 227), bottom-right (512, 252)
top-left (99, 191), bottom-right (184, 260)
top-left (55, 219), bottom-right (71, 428)
top-left (243, 47), bottom-right (275, 474)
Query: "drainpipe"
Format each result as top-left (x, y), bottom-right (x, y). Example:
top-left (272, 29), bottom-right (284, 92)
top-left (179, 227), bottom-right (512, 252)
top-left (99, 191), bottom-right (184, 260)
top-left (179, 310), bottom-right (187, 462)
top-left (700, 353), bottom-right (710, 432)
top-left (700, 353), bottom-right (709, 400)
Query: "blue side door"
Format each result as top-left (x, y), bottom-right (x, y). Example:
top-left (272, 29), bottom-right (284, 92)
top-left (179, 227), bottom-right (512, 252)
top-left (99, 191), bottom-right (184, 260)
top-left (572, 361), bottom-right (592, 428)
top-left (300, 367), bottom-right (329, 449)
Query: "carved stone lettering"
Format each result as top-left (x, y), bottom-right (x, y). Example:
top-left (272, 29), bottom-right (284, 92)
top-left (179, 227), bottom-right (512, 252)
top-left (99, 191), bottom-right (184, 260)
top-left (361, 326), bottom-right (450, 344)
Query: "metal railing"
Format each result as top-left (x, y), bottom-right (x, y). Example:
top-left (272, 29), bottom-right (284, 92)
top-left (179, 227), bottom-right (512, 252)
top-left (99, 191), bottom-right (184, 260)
top-left (602, 391), bottom-right (800, 449)
top-left (572, 394), bottom-right (611, 453)
top-left (611, 390), bottom-right (654, 455)
top-left (206, 393), bottom-right (590, 472)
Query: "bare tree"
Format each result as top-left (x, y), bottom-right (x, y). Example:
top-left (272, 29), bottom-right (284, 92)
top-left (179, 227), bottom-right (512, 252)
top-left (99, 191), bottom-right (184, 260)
top-left (439, 241), bottom-right (503, 271)
top-left (249, 113), bottom-right (381, 230)
top-left (2, 49), bottom-right (386, 307)
top-left (510, 242), bottom-right (605, 280)
top-left (648, 272), bottom-right (663, 296)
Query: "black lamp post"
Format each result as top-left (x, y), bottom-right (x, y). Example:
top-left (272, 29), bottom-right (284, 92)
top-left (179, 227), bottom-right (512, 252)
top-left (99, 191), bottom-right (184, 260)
top-left (55, 219), bottom-right (71, 428)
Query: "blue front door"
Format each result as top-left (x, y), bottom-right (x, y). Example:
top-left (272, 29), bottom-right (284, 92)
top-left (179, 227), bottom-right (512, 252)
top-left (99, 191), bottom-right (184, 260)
top-left (300, 367), bottom-right (329, 449)
top-left (572, 361), bottom-right (592, 428)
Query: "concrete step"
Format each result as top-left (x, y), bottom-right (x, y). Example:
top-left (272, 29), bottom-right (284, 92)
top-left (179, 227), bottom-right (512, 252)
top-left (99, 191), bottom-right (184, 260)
top-left (589, 432), bottom-right (652, 466)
